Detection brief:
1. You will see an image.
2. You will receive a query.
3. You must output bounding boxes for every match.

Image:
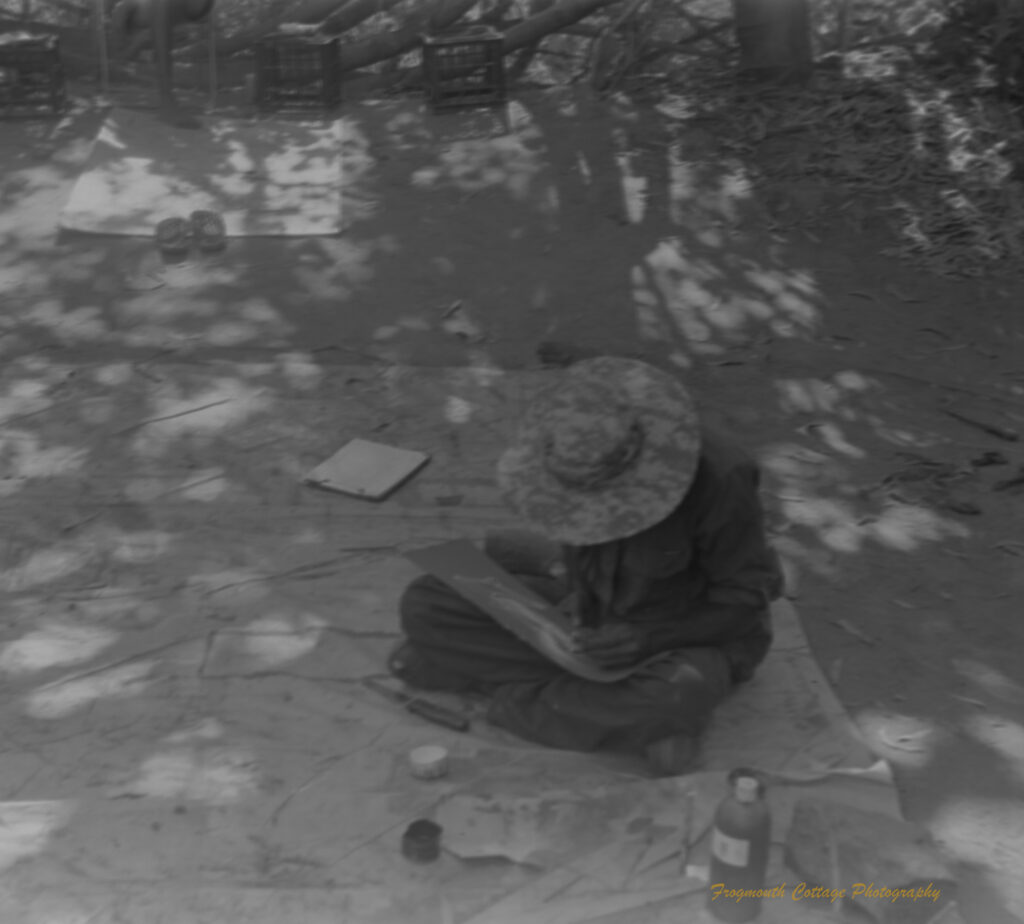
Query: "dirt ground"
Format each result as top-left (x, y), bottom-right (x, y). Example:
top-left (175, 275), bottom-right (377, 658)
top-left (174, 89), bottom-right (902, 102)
top-left (2, 80), bottom-right (1023, 924)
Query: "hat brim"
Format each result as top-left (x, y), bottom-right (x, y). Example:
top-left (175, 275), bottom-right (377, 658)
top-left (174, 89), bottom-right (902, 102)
top-left (497, 357), bottom-right (700, 546)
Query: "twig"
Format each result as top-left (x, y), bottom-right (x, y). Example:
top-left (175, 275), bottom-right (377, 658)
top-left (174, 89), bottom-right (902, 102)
top-left (678, 790), bottom-right (694, 875)
top-left (834, 0), bottom-right (851, 57)
top-left (831, 618), bottom-right (875, 647)
top-left (268, 730), bottom-right (387, 826)
top-left (827, 824), bottom-right (844, 917)
top-left (151, 473), bottom-right (226, 501)
top-left (36, 637), bottom-right (193, 691)
top-left (541, 873), bottom-right (584, 904)
top-left (942, 408), bottom-right (1019, 443)
top-left (112, 398), bottom-right (233, 437)
top-left (204, 557), bottom-right (342, 596)
top-left (859, 367), bottom-right (1024, 408)
top-left (675, 5), bottom-right (731, 50)
top-left (993, 470), bottom-right (1024, 492)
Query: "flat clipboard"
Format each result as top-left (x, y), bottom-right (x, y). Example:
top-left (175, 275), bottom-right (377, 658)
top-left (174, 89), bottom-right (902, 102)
top-left (304, 438), bottom-right (430, 501)
top-left (405, 539), bottom-right (638, 683)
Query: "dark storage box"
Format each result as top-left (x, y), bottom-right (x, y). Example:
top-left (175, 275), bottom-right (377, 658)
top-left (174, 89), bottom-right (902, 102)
top-left (0, 33), bottom-right (67, 117)
top-left (422, 28), bottom-right (506, 110)
top-left (254, 34), bottom-right (340, 111)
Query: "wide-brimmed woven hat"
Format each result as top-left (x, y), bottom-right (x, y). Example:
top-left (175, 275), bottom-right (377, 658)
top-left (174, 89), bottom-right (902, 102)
top-left (497, 357), bottom-right (701, 546)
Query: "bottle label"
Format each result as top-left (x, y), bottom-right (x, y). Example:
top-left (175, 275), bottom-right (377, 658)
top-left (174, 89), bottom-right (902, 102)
top-left (711, 828), bottom-right (750, 867)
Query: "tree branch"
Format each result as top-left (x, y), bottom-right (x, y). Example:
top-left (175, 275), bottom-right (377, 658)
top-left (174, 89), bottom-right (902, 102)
top-left (501, 0), bottom-right (623, 53)
top-left (506, 0), bottom-right (553, 82)
top-left (677, 2), bottom-right (730, 50)
top-left (337, 0), bottom-right (480, 73)
top-left (322, 0), bottom-right (405, 35)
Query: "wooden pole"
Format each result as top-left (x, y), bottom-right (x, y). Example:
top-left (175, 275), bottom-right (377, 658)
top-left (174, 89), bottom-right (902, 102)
top-left (207, 6), bottom-right (217, 111)
top-left (96, 0), bottom-right (110, 92)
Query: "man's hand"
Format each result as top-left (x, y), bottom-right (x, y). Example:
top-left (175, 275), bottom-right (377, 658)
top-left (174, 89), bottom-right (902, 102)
top-left (569, 624), bottom-right (648, 669)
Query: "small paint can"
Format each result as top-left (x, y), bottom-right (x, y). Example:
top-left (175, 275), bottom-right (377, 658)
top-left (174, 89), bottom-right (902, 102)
top-left (409, 745), bottom-right (449, 780)
top-left (402, 819), bottom-right (442, 863)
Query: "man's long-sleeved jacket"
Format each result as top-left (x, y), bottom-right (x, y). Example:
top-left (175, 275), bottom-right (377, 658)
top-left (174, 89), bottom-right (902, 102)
top-left (563, 429), bottom-right (783, 680)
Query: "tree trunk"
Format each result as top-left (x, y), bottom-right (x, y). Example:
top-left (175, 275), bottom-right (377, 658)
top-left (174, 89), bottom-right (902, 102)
top-left (501, 0), bottom-right (622, 52)
top-left (732, 0), bottom-right (811, 83)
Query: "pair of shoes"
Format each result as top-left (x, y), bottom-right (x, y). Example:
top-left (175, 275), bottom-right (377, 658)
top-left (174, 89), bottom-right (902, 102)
top-left (645, 733), bottom-right (698, 777)
top-left (154, 210), bottom-right (227, 258)
top-left (155, 217), bottom-right (191, 258)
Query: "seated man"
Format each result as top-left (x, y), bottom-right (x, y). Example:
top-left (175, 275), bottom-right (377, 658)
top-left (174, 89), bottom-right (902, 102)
top-left (393, 356), bottom-right (784, 774)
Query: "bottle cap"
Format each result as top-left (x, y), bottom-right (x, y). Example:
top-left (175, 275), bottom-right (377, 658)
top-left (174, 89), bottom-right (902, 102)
top-left (734, 775), bottom-right (760, 803)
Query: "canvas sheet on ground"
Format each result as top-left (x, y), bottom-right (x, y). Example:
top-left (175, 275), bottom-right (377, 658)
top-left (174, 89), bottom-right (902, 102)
top-left (0, 361), bottom-right (927, 923)
top-left (58, 108), bottom-right (344, 236)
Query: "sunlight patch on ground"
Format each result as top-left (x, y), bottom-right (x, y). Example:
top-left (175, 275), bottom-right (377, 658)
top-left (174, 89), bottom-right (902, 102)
top-left (128, 377), bottom-right (270, 457)
top-left (616, 153), bottom-right (648, 224)
top-left (0, 367), bottom-right (65, 420)
top-left (0, 800), bottom-right (74, 872)
top-left (115, 294), bottom-right (295, 349)
top-left (631, 239), bottom-right (823, 356)
top-left (0, 545), bottom-right (93, 592)
top-left (168, 717), bottom-right (225, 742)
top-left (411, 139), bottom-right (548, 200)
top-left (26, 660), bottom-right (156, 719)
top-left (9, 298), bottom-right (112, 345)
top-left (293, 237), bottom-right (380, 299)
top-left (0, 622), bottom-right (118, 677)
top-left (776, 495), bottom-right (867, 553)
top-left (666, 155), bottom-right (753, 226)
top-left (775, 490), bottom-right (968, 554)
top-left (866, 503), bottom-right (969, 550)
top-left (764, 439), bottom-right (970, 555)
top-left (800, 421), bottom-right (865, 458)
top-left (963, 715), bottom-right (1024, 784)
top-left (929, 797), bottom-right (1024, 910)
top-left (114, 744), bottom-right (261, 803)
top-left (222, 611), bottom-right (328, 670)
top-left (110, 717), bottom-right (262, 804)
top-left (444, 395), bottom-right (474, 425)
top-left (276, 351), bottom-right (325, 391)
top-left (108, 529), bottom-right (175, 564)
top-left (408, 104), bottom-right (548, 205)
top-left (0, 431), bottom-right (88, 485)
top-left (0, 167), bottom-right (68, 239)
top-left (775, 375), bottom-right (878, 417)
top-left (952, 658), bottom-right (1024, 706)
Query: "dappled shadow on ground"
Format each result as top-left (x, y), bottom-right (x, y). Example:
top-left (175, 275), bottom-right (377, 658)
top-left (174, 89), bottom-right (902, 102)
top-left (1, 67), bottom-right (1023, 921)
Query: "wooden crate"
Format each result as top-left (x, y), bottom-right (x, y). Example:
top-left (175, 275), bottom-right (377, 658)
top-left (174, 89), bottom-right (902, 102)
top-left (0, 32), bottom-right (67, 117)
top-left (254, 34), bottom-right (340, 111)
top-left (422, 28), bottom-right (506, 111)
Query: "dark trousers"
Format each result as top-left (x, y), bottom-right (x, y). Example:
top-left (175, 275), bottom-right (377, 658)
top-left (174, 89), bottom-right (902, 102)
top-left (398, 574), bottom-right (736, 754)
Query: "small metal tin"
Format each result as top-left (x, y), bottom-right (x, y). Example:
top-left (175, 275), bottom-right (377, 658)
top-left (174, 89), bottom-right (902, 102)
top-left (401, 819), bottom-right (442, 863)
top-left (409, 745), bottom-right (449, 780)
